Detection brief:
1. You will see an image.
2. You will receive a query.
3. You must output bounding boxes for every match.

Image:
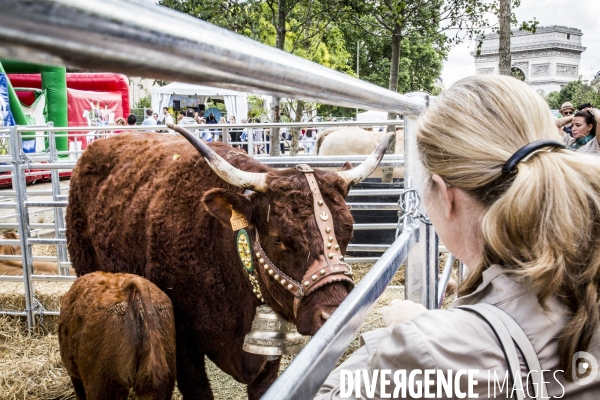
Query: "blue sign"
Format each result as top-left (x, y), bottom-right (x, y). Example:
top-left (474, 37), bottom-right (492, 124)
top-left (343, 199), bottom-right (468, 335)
top-left (0, 74), bottom-right (15, 128)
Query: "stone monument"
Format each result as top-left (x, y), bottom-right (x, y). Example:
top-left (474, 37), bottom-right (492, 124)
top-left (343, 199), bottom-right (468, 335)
top-left (472, 26), bottom-right (585, 95)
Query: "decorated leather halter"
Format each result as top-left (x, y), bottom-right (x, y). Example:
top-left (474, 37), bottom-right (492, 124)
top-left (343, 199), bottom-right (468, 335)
top-left (234, 164), bottom-right (354, 318)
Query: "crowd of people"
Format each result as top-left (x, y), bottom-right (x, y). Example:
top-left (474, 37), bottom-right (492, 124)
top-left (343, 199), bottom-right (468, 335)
top-left (121, 99), bottom-right (600, 159)
top-left (120, 106), bottom-right (321, 154)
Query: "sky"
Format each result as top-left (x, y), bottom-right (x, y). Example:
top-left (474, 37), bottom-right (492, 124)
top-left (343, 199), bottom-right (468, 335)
top-left (441, 0), bottom-right (600, 88)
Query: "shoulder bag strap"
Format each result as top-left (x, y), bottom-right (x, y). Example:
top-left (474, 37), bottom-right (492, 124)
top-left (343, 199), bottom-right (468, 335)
top-left (472, 303), bottom-right (548, 399)
top-left (458, 304), bottom-right (547, 400)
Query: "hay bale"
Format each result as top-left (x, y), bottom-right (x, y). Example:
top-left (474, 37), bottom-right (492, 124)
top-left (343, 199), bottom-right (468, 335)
top-left (0, 315), bottom-right (75, 400)
top-left (0, 250), bottom-right (459, 399)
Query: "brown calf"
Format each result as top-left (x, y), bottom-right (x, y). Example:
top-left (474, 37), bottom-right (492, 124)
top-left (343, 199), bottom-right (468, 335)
top-left (59, 271), bottom-right (176, 400)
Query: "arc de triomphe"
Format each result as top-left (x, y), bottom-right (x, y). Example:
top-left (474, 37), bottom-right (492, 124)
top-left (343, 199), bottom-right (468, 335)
top-left (472, 26), bottom-right (585, 96)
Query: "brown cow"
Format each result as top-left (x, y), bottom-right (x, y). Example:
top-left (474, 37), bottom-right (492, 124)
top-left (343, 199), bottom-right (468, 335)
top-left (59, 271), bottom-right (176, 400)
top-left (0, 231), bottom-right (74, 276)
top-left (66, 127), bottom-right (390, 399)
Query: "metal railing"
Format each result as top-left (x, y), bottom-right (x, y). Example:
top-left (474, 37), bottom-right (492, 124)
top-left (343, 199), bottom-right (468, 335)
top-left (0, 1), bottom-right (447, 398)
top-left (0, 121), bottom-right (410, 319)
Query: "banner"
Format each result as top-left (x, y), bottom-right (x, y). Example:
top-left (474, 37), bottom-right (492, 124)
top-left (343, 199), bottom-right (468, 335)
top-left (67, 88), bottom-right (123, 149)
top-left (0, 74), bottom-right (16, 128)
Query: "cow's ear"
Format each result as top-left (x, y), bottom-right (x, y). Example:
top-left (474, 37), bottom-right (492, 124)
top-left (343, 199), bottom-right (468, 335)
top-left (202, 188), bottom-right (254, 229)
top-left (341, 161), bottom-right (353, 172)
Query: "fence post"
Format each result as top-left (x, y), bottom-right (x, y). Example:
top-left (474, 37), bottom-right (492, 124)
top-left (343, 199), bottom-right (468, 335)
top-left (48, 124), bottom-right (69, 275)
top-left (9, 126), bottom-right (36, 328)
top-left (403, 113), bottom-right (439, 309)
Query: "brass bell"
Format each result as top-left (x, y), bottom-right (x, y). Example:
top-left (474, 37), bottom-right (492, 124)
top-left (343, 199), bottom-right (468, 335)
top-left (243, 305), bottom-right (307, 357)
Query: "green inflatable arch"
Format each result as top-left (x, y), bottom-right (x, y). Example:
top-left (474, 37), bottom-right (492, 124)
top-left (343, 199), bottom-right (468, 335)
top-left (0, 60), bottom-right (68, 154)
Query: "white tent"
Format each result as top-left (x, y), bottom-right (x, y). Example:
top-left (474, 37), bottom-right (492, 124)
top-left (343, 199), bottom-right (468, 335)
top-left (151, 82), bottom-right (248, 120)
top-left (356, 110), bottom-right (389, 122)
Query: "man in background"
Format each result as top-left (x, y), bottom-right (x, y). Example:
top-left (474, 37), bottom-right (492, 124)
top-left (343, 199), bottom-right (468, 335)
top-left (160, 107), bottom-right (174, 125)
top-left (141, 108), bottom-right (157, 126)
top-left (559, 102), bottom-right (575, 136)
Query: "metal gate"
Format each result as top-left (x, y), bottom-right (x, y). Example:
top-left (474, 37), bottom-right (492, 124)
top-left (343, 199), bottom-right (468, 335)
top-left (0, 1), bottom-right (448, 398)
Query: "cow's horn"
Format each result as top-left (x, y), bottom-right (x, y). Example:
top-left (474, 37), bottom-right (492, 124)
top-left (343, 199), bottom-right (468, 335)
top-left (337, 131), bottom-right (393, 186)
top-left (168, 123), bottom-right (268, 193)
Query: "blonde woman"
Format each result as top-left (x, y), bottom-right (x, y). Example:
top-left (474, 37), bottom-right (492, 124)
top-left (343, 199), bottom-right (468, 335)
top-left (316, 75), bottom-right (600, 399)
top-left (217, 116), bottom-right (227, 142)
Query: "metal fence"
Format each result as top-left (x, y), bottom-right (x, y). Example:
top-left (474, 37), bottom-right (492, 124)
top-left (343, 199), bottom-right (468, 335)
top-left (0, 121), bottom-right (409, 320)
top-left (0, 0), bottom-right (447, 398)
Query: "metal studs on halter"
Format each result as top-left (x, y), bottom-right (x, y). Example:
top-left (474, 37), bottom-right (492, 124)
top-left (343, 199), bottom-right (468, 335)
top-left (325, 227), bottom-right (331, 233)
top-left (318, 200), bottom-right (324, 206)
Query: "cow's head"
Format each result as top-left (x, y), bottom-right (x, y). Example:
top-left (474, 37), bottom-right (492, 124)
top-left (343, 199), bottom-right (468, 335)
top-left (169, 124), bottom-right (391, 335)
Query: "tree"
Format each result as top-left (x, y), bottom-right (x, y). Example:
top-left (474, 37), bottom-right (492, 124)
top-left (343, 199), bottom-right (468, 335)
top-left (498, 0), bottom-right (511, 75)
top-left (261, 0), bottom-right (351, 155)
top-left (545, 80), bottom-right (600, 110)
top-left (473, 1), bottom-right (538, 75)
top-left (135, 94), bottom-right (152, 109)
top-left (160, 0), bottom-right (351, 156)
top-left (158, 0), bottom-right (262, 36)
top-left (344, 0), bottom-right (500, 181)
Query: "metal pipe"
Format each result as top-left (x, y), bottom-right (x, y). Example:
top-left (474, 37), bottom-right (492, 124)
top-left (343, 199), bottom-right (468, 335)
top-left (28, 238), bottom-right (66, 245)
top-left (403, 113), bottom-right (439, 309)
top-left (11, 120), bottom-right (402, 133)
top-left (49, 128), bottom-right (70, 276)
top-left (24, 201), bottom-right (69, 207)
top-left (0, 0), bottom-right (425, 114)
top-left (437, 254), bottom-right (456, 308)
top-left (0, 310), bottom-right (27, 316)
top-left (347, 244), bottom-right (390, 252)
top-left (262, 222), bottom-right (419, 399)
top-left (352, 223), bottom-right (397, 230)
top-left (346, 203), bottom-right (400, 211)
top-left (347, 189), bottom-right (403, 197)
top-left (0, 254), bottom-right (57, 262)
top-left (342, 257), bottom-right (380, 264)
top-left (9, 126), bottom-right (35, 329)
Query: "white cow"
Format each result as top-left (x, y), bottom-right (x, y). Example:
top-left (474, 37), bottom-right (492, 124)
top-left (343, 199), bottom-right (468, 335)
top-left (317, 126), bottom-right (404, 178)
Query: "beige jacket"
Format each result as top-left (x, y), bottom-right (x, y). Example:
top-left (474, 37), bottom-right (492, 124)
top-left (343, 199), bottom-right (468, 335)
top-left (315, 265), bottom-right (600, 399)
top-left (564, 132), bottom-right (600, 155)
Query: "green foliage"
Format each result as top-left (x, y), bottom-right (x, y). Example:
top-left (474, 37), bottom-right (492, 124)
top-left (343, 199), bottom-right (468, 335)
top-left (135, 94), bottom-right (151, 109)
top-left (158, 0), bottom-right (262, 35)
top-left (316, 104), bottom-right (362, 119)
top-left (545, 80), bottom-right (600, 110)
top-left (247, 94), bottom-right (270, 121)
top-left (340, 13), bottom-right (446, 94)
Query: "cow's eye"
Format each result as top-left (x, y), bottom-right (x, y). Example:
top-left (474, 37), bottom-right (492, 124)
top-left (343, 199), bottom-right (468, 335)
top-left (272, 236), bottom-right (283, 245)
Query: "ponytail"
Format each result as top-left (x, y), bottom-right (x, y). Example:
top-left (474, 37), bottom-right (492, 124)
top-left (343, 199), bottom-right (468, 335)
top-left (417, 75), bottom-right (600, 379)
